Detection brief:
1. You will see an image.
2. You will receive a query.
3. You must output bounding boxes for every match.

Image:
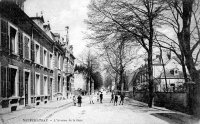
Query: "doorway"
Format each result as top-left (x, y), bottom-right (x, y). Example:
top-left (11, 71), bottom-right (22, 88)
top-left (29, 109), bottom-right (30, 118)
top-left (25, 71), bottom-right (30, 106)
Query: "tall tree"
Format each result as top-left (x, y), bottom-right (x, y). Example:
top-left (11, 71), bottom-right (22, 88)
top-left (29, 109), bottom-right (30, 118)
top-left (76, 50), bottom-right (100, 94)
top-left (86, 0), bottom-right (167, 107)
top-left (161, 0), bottom-right (200, 116)
top-left (104, 75), bottom-right (113, 90)
top-left (92, 72), bottom-right (103, 90)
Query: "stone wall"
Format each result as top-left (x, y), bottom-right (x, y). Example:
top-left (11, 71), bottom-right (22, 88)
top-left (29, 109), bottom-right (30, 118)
top-left (133, 92), bottom-right (189, 113)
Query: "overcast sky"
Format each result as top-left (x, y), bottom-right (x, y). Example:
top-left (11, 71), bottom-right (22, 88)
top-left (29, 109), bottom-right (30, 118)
top-left (24, 0), bottom-right (91, 58)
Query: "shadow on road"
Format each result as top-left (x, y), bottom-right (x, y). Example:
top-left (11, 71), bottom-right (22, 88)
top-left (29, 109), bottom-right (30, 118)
top-left (151, 113), bottom-right (199, 124)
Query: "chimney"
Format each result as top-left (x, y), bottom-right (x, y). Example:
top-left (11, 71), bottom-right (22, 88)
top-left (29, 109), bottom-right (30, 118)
top-left (65, 26), bottom-right (69, 45)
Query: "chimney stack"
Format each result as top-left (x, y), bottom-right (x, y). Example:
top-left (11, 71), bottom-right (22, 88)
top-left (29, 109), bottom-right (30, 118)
top-left (65, 26), bottom-right (69, 44)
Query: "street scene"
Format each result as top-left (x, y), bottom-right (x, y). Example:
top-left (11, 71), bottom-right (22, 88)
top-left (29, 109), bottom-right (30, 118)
top-left (1, 93), bottom-right (197, 124)
top-left (0, 0), bottom-right (200, 124)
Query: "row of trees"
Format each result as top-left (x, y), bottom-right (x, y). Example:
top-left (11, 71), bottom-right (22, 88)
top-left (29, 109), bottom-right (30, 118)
top-left (75, 50), bottom-right (103, 92)
top-left (85, 0), bottom-right (200, 116)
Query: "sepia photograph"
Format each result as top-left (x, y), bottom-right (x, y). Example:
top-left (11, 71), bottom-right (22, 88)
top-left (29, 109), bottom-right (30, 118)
top-left (0, 0), bottom-right (200, 124)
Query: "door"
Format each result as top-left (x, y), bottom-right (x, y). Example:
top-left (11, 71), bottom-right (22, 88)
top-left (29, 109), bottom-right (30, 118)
top-left (50, 78), bottom-right (53, 100)
top-left (25, 72), bottom-right (29, 106)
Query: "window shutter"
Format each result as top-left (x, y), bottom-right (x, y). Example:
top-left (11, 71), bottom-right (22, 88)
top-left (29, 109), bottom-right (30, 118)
top-left (24, 36), bottom-right (29, 59)
top-left (19, 69), bottom-right (24, 97)
top-left (1, 66), bottom-right (7, 97)
top-left (47, 77), bottom-right (50, 95)
top-left (1, 19), bottom-right (9, 54)
top-left (31, 40), bottom-right (35, 62)
top-left (47, 51), bottom-right (50, 68)
top-left (40, 46), bottom-right (43, 65)
top-left (7, 67), bottom-right (11, 98)
top-left (18, 31), bottom-right (23, 58)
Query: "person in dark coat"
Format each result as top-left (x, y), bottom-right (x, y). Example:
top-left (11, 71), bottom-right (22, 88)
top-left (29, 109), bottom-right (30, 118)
top-left (119, 93), bottom-right (125, 105)
top-left (110, 92), bottom-right (114, 103)
top-left (114, 94), bottom-right (118, 106)
top-left (100, 92), bottom-right (103, 103)
top-left (77, 95), bottom-right (82, 107)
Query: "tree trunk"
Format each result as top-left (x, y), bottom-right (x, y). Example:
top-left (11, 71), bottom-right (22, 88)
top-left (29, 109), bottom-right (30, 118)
top-left (148, 50), bottom-right (154, 108)
top-left (185, 55), bottom-right (200, 116)
top-left (147, 15), bottom-right (154, 108)
top-left (180, 0), bottom-right (200, 116)
top-left (159, 44), bottom-right (168, 92)
top-left (119, 70), bottom-right (124, 92)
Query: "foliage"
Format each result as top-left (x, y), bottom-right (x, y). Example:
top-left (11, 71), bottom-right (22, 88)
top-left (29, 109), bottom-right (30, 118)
top-left (91, 72), bottom-right (103, 90)
top-left (104, 75), bottom-right (112, 89)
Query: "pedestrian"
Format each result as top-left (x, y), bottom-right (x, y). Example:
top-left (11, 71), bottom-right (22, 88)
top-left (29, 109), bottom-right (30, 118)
top-left (100, 92), bottom-right (103, 103)
top-left (110, 92), bottom-right (114, 103)
top-left (114, 94), bottom-right (118, 106)
top-left (119, 93), bottom-right (125, 105)
top-left (89, 94), bottom-right (94, 104)
top-left (73, 95), bottom-right (77, 106)
top-left (97, 92), bottom-right (99, 102)
top-left (77, 95), bottom-right (82, 107)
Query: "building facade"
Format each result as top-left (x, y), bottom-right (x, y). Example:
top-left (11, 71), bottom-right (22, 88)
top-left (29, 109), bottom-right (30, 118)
top-left (0, 1), bottom-right (75, 112)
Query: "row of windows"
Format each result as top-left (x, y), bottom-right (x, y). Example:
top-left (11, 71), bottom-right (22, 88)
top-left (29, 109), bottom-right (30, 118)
top-left (34, 73), bottom-right (53, 96)
top-left (34, 41), bottom-right (53, 69)
top-left (0, 19), bottom-right (70, 71)
top-left (0, 65), bottom-right (53, 98)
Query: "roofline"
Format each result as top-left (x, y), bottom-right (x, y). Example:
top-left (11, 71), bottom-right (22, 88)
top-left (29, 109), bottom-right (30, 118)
top-left (0, 2), bottom-right (55, 46)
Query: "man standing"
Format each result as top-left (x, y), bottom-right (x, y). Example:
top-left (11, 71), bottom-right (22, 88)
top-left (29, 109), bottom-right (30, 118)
top-left (100, 92), bottom-right (103, 103)
top-left (119, 93), bottom-right (125, 105)
top-left (110, 92), bottom-right (114, 103)
top-left (114, 94), bottom-right (118, 106)
top-left (77, 95), bottom-right (82, 107)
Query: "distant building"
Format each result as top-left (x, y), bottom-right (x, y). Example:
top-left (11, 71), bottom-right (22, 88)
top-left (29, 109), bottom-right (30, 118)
top-left (127, 49), bottom-right (190, 93)
top-left (74, 73), bottom-right (87, 95)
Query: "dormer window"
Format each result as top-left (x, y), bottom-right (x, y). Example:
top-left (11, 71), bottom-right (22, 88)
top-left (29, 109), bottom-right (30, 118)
top-left (170, 68), bottom-right (179, 76)
top-left (174, 69), bottom-right (178, 75)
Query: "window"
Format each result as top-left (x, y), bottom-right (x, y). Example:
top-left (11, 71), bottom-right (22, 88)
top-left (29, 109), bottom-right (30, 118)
top-left (49, 53), bottom-right (53, 69)
top-left (9, 23), bottom-right (18, 54)
top-left (35, 74), bottom-right (40, 95)
top-left (7, 65), bottom-right (19, 97)
top-left (58, 76), bottom-right (61, 92)
top-left (23, 33), bottom-right (31, 59)
top-left (43, 49), bottom-right (48, 67)
top-left (43, 76), bottom-right (48, 95)
top-left (58, 55), bottom-right (61, 69)
top-left (174, 69), bottom-right (178, 75)
top-left (35, 42), bottom-right (40, 64)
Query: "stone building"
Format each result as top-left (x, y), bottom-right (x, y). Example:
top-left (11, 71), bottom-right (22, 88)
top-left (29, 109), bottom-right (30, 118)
top-left (0, 1), bottom-right (75, 113)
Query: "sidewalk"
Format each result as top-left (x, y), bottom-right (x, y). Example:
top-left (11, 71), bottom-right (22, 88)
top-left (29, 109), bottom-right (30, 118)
top-left (126, 98), bottom-right (199, 124)
top-left (0, 99), bottom-right (73, 124)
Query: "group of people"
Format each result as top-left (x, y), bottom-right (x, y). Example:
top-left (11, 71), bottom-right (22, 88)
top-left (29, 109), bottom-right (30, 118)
top-left (72, 92), bottom-right (104, 107)
top-left (89, 92), bottom-right (103, 104)
top-left (73, 95), bottom-right (82, 107)
top-left (110, 92), bottom-right (125, 106)
top-left (72, 92), bottom-right (125, 107)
